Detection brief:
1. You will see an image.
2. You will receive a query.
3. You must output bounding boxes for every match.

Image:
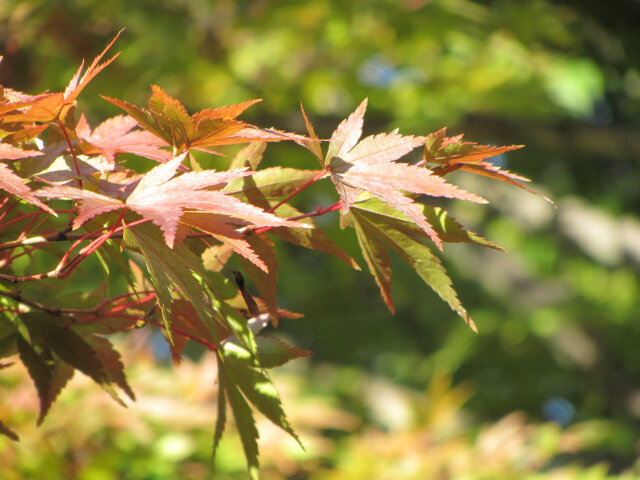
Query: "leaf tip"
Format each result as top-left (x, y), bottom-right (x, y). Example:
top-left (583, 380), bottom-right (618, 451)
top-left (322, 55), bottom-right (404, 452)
top-left (468, 318), bottom-right (478, 333)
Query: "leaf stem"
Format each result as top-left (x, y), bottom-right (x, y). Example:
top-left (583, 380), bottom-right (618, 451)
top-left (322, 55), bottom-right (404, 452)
top-left (0, 215), bottom-right (142, 251)
top-left (251, 200), bottom-right (343, 235)
top-left (57, 121), bottom-right (83, 189)
top-left (0, 210), bottom-right (47, 232)
top-left (94, 290), bottom-right (156, 312)
top-left (146, 319), bottom-right (218, 351)
top-left (0, 199), bottom-right (19, 225)
top-left (266, 169), bottom-right (326, 214)
top-left (58, 209), bottom-right (128, 278)
top-left (103, 293), bottom-right (156, 314)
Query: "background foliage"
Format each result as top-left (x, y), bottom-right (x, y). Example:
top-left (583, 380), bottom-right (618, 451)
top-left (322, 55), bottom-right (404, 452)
top-left (1, 0), bottom-right (640, 478)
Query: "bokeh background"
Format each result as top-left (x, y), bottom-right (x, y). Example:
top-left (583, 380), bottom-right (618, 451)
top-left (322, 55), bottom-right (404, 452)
top-left (1, 1), bottom-right (640, 478)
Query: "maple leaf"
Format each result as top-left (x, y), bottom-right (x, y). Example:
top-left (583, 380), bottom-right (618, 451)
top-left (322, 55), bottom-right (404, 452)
top-left (0, 143), bottom-right (41, 160)
top-left (0, 161), bottom-right (56, 214)
top-left (299, 104), bottom-right (324, 162)
top-left (17, 335), bottom-right (74, 425)
top-left (125, 154), bottom-right (307, 249)
top-left (35, 153), bottom-right (308, 252)
top-left (215, 340), bottom-right (302, 479)
top-left (164, 298), bottom-right (231, 363)
top-left (0, 92), bottom-right (66, 124)
top-left (326, 99), bottom-right (487, 250)
top-left (423, 127), bottom-right (551, 202)
top-left (255, 336), bottom-right (312, 369)
top-left (354, 197), bottom-right (504, 251)
top-left (0, 88), bottom-right (50, 142)
top-left (104, 86), bottom-right (305, 153)
top-left (0, 32), bottom-right (121, 124)
top-left (18, 312), bottom-right (135, 414)
top-left (75, 114), bottom-right (172, 163)
top-left (60, 30), bottom-right (123, 120)
top-left (346, 197), bottom-right (505, 329)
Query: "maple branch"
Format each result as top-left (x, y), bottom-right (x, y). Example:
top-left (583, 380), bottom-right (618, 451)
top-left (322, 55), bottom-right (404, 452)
top-left (0, 290), bottom-right (97, 317)
top-left (288, 200), bottom-right (343, 221)
top-left (0, 215), bottom-right (125, 251)
top-left (0, 289), bottom-right (157, 328)
top-left (0, 218), bottom-right (150, 282)
top-left (0, 271), bottom-right (57, 283)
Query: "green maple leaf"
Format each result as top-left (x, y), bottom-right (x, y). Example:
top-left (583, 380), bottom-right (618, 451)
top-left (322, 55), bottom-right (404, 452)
top-left (349, 204), bottom-right (478, 330)
top-left (214, 340), bottom-right (303, 479)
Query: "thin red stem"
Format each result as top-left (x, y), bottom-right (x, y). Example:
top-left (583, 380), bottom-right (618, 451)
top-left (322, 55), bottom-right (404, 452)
top-left (58, 209), bottom-right (128, 278)
top-left (0, 200), bottom-right (19, 225)
top-left (146, 319), bottom-right (217, 351)
top-left (4, 245), bottom-right (40, 264)
top-left (252, 199), bottom-right (343, 235)
top-left (0, 211), bottom-right (46, 232)
top-left (266, 170), bottom-right (326, 213)
top-left (94, 290), bottom-right (156, 311)
top-left (104, 293), bottom-right (156, 314)
top-left (55, 228), bottom-right (105, 274)
top-left (58, 121), bottom-right (83, 189)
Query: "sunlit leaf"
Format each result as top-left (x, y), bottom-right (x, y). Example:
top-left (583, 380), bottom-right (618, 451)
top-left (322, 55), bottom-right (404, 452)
top-left (256, 336), bottom-right (312, 369)
top-left (326, 100), bottom-right (485, 250)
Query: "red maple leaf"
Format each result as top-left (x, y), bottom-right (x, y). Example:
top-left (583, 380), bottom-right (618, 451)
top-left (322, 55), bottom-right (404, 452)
top-left (105, 86), bottom-right (307, 153)
top-left (0, 162), bottom-right (55, 214)
top-left (326, 100), bottom-right (486, 249)
top-left (422, 127), bottom-right (551, 202)
top-left (1, 32), bottom-right (122, 125)
top-left (35, 154), bottom-right (307, 262)
top-left (75, 114), bottom-right (171, 164)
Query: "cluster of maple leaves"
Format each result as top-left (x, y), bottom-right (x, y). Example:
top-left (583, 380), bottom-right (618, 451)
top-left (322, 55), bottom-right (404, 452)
top-left (0, 33), bottom-right (539, 476)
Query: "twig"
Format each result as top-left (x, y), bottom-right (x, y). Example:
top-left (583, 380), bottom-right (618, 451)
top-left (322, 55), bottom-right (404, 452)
top-left (0, 290), bottom-right (96, 317)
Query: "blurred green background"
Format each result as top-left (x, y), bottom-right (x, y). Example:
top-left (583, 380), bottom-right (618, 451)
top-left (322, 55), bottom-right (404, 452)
top-left (1, 0), bottom-right (640, 478)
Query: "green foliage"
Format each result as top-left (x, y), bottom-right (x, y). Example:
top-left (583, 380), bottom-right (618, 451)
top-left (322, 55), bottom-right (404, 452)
top-left (2, 347), bottom-right (640, 479)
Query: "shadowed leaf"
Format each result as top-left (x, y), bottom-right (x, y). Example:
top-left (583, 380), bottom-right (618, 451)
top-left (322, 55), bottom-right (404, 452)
top-left (0, 420), bottom-right (19, 441)
top-left (351, 206), bottom-right (477, 330)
